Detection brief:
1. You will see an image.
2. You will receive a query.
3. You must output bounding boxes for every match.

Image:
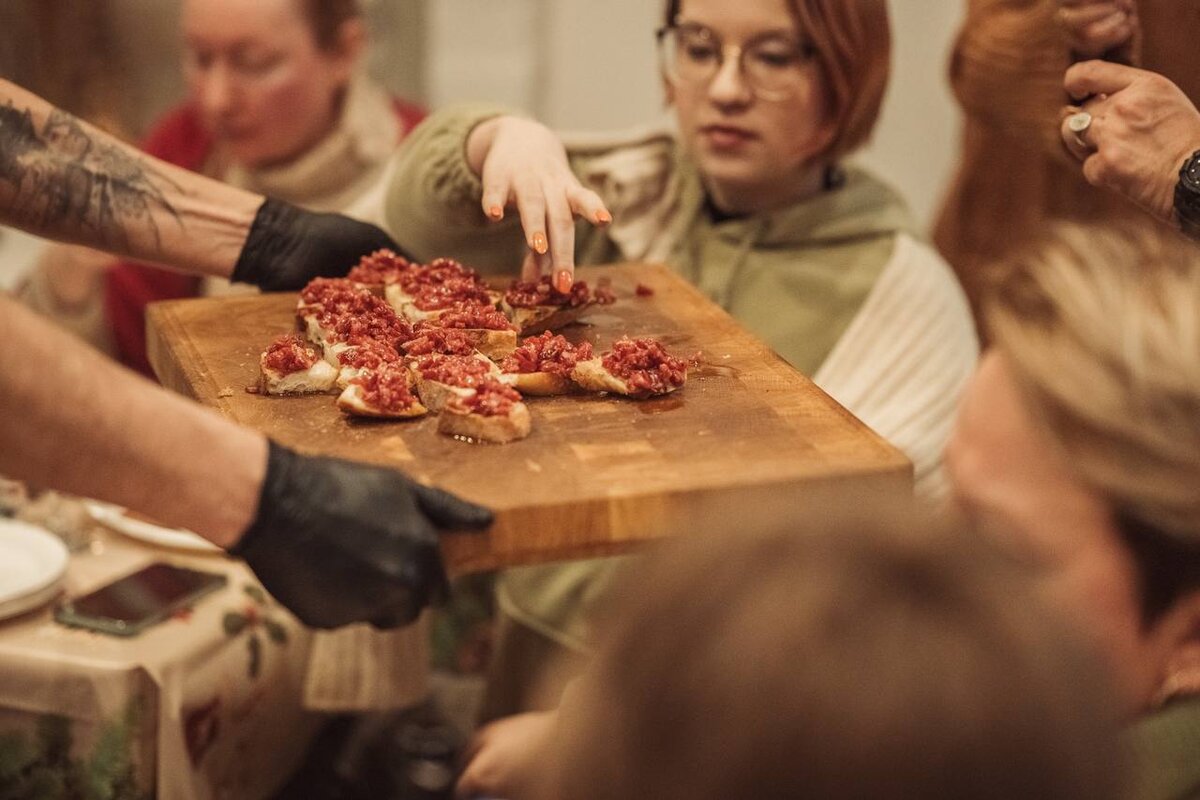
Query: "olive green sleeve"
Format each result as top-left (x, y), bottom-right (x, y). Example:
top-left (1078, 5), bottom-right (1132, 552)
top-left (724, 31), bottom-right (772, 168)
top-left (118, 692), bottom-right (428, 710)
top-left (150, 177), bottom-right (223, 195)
top-left (382, 103), bottom-right (624, 272)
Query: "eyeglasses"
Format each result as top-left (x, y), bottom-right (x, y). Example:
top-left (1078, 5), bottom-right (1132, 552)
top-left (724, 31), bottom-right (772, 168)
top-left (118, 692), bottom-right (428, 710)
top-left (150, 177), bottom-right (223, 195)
top-left (655, 22), bottom-right (817, 102)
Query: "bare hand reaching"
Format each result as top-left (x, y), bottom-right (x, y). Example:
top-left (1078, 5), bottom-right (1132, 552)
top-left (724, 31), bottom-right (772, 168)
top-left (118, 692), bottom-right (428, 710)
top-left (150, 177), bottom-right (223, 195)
top-left (466, 116), bottom-right (611, 293)
top-left (455, 710), bottom-right (558, 800)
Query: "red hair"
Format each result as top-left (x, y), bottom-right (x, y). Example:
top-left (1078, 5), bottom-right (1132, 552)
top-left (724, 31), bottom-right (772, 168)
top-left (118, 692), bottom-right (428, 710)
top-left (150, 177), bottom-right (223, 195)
top-left (662, 0), bottom-right (891, 160)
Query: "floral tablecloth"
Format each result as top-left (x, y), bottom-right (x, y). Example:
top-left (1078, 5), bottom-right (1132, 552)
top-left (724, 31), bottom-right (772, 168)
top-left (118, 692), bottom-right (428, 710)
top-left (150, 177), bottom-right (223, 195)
top-left (0, 530), bottom-right (320, 799)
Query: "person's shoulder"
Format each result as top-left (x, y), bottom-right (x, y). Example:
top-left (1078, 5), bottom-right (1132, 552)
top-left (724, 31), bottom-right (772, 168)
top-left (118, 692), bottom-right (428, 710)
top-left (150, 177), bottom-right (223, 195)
top-left (840, 164), bottom-right (913, 212)
top-left (887, 233), bottom-right (969, 303)
top-left (139, 103), bottom-right (213, 168)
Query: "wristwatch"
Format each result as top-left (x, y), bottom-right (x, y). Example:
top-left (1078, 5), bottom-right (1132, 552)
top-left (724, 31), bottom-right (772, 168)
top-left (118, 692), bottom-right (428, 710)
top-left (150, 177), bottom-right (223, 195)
top-left (1173, 149), bottom-right (1200, 239)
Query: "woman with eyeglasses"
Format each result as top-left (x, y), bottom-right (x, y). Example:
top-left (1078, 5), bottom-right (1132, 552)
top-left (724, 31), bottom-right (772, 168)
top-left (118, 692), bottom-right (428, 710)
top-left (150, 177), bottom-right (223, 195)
top-left (383, 0), bottom-right (978, 728)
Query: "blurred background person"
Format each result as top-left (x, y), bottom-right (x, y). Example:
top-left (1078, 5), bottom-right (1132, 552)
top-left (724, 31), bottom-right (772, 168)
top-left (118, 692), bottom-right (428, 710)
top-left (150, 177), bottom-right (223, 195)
top-left (456, 504), bottom-right (1125, 800)
top-left (17, 0), bottom-right (424, 376)
top-left (932, 0), bottom-right (1199, 330)
top-left (948, 221), bottom-right (1200, 799)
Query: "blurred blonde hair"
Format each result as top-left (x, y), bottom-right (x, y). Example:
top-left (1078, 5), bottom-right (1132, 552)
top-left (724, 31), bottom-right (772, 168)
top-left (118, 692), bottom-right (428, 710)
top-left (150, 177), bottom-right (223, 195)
top-left (985, 222), bottom-right (1200, 547)
top-left (542, 502), bottom-right (1123, 800)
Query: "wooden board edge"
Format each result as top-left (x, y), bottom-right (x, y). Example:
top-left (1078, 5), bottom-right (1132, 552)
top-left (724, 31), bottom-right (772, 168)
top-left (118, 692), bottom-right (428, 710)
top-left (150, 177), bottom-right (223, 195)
top-left (441, 466), bottom-right (913, 576)
top-left (146, 302), bottom-right (236, 411)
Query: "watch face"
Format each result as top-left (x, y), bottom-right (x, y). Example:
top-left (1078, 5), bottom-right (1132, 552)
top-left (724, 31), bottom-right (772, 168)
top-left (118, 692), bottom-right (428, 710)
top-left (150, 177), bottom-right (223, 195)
top-left (1182, 151), bottom-right (1200, 192)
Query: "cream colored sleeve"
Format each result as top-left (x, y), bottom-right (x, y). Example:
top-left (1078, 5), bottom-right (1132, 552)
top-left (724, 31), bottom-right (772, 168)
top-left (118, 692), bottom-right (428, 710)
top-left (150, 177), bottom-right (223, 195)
top-left (814, 235), bottom-right (980, 501)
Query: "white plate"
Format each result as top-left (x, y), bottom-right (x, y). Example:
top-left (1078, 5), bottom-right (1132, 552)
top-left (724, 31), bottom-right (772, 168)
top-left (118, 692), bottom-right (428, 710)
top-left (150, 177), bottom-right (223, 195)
top-left (86, 502), bottom-right (223, 554)
top-left (0, 519), bottom-right (69, 621)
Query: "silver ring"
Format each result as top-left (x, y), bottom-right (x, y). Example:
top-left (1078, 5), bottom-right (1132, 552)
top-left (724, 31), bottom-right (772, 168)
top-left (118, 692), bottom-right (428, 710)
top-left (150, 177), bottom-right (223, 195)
top-left (1067, 111), bottom-right (1093, 149)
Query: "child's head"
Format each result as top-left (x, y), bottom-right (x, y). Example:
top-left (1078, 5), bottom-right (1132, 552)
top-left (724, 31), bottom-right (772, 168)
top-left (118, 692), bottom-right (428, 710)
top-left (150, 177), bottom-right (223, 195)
top-left (540, 505), bottom-right (1124, 800)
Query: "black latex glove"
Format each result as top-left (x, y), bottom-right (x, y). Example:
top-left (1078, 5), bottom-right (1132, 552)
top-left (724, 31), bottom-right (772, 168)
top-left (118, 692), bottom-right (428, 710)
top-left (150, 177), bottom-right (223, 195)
top-left (231, 198), bottom-right (412, 291)
top-left (230, 441), bottom-right (493, 629)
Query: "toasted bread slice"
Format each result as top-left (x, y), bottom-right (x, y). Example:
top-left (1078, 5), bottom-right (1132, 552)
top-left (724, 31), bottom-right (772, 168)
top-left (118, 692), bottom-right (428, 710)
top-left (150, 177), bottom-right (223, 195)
top-left (504, 302), bottom-right (594, 336)
top-left (323, 340), bottom-right (351, 368)
top-left (336, 365), bottom-right (427, 418)
top-left (389, 286), bottom-right (500, 324)
top-left (350, 282), bottom-right (387, 297)
top-left (260, 335), bottom-right (339, 395)
top-left (509, 371), bottom-right (577, 397)
top-left (384, 283), bottom-right (413, 316)
top-left (414, 380), bottom-right (475, 414)
top-left (438, 401), bottom-right (531, 443)
top-left (345, 249), bottom-right (413, 294)
top-left (411, 353), bottom-right (505, 413)
top-left (396, 303), bottom-right (442, 324)
top-left (300, 312), bottom-right (332, 348)
top-left (455, 328), bottom-right (517, 359)
top-left (260, 359), bottom-right (338, 395)
top-left (333, 345), bottom-right (402, 389)
top-left (570, 357), bottom-right (685, 399)
top-left (336, 384), bottom-right (428, 418)
top-left (570, 358), bottom-right (634, 395)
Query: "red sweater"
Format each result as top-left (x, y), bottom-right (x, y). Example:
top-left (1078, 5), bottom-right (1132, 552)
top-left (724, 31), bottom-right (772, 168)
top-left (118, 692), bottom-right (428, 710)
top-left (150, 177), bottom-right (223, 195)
top-left (105, 98), bottom-right (425, 377)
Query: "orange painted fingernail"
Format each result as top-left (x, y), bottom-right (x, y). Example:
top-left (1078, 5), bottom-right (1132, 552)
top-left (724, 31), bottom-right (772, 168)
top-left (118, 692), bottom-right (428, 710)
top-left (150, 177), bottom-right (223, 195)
top-left (532, 232), bottom-right (548, 255)
top-left (595, 209), bottom-right (612, 225)
top-left (555, 270), bottom-right (572, 293)
top-left (487, 205), bottom-right (504, 220)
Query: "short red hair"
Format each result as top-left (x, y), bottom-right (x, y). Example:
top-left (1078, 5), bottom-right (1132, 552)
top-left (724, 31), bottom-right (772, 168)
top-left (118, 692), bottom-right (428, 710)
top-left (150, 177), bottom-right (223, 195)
top-left (662, 0), bottom-right (891, 161)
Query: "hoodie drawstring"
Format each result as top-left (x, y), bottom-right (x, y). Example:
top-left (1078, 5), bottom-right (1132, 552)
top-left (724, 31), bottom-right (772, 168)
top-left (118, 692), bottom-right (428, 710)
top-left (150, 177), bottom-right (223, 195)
top-left (716, 217), bottom-right (770, 311)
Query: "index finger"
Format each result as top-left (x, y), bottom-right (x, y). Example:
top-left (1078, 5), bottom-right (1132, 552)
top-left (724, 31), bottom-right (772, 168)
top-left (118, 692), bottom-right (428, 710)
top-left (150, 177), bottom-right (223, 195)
top-left (1065, 59), bottom-right (1140, 99)
top-left (545, 197), bottom-right (576, 293)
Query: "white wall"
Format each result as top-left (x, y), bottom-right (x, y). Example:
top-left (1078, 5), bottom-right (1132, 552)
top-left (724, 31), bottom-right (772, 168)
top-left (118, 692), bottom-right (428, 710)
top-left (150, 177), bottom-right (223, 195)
top-left (425, 0), bottom-right (543, 112)
top-left (856, 0), bottom-right (965, 227)
top-left (537, 0), bottom-right (663, 131)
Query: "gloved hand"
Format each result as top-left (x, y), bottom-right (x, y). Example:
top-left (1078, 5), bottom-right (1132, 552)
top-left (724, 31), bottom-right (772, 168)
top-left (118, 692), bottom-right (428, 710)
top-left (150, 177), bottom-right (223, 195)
top-left (231, 198), bottom-right (412, 291)
top-left (230, 441), bottom-right (493, 629)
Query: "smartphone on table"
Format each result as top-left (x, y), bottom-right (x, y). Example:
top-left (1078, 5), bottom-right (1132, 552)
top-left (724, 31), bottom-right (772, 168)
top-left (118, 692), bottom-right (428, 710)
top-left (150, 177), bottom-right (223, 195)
top-left (55, 562), bottom-right (227, 637)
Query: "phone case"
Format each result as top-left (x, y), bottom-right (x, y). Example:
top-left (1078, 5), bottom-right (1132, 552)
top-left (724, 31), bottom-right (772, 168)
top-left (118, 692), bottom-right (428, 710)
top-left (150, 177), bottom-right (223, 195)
top-left (54, 568), bottom-right (228, 637)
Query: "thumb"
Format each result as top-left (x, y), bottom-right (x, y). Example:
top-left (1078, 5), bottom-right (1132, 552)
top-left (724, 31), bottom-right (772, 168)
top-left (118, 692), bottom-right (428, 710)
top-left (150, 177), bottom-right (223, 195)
top-left (412, 482), bottom-right (494, 530)
top-left (1064, 59), bottom-right (1138, 100)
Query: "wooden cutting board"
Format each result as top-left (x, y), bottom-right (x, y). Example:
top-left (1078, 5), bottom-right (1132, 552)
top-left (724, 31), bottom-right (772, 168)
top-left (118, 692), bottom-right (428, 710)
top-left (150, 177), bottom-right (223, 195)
top-left (146, 263), bottom-right (911, 575)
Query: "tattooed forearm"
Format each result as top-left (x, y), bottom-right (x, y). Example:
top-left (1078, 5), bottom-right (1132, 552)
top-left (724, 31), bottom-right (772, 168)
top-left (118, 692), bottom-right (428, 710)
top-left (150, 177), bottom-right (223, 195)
top-left (0, 101), bottom-right (183, 252)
